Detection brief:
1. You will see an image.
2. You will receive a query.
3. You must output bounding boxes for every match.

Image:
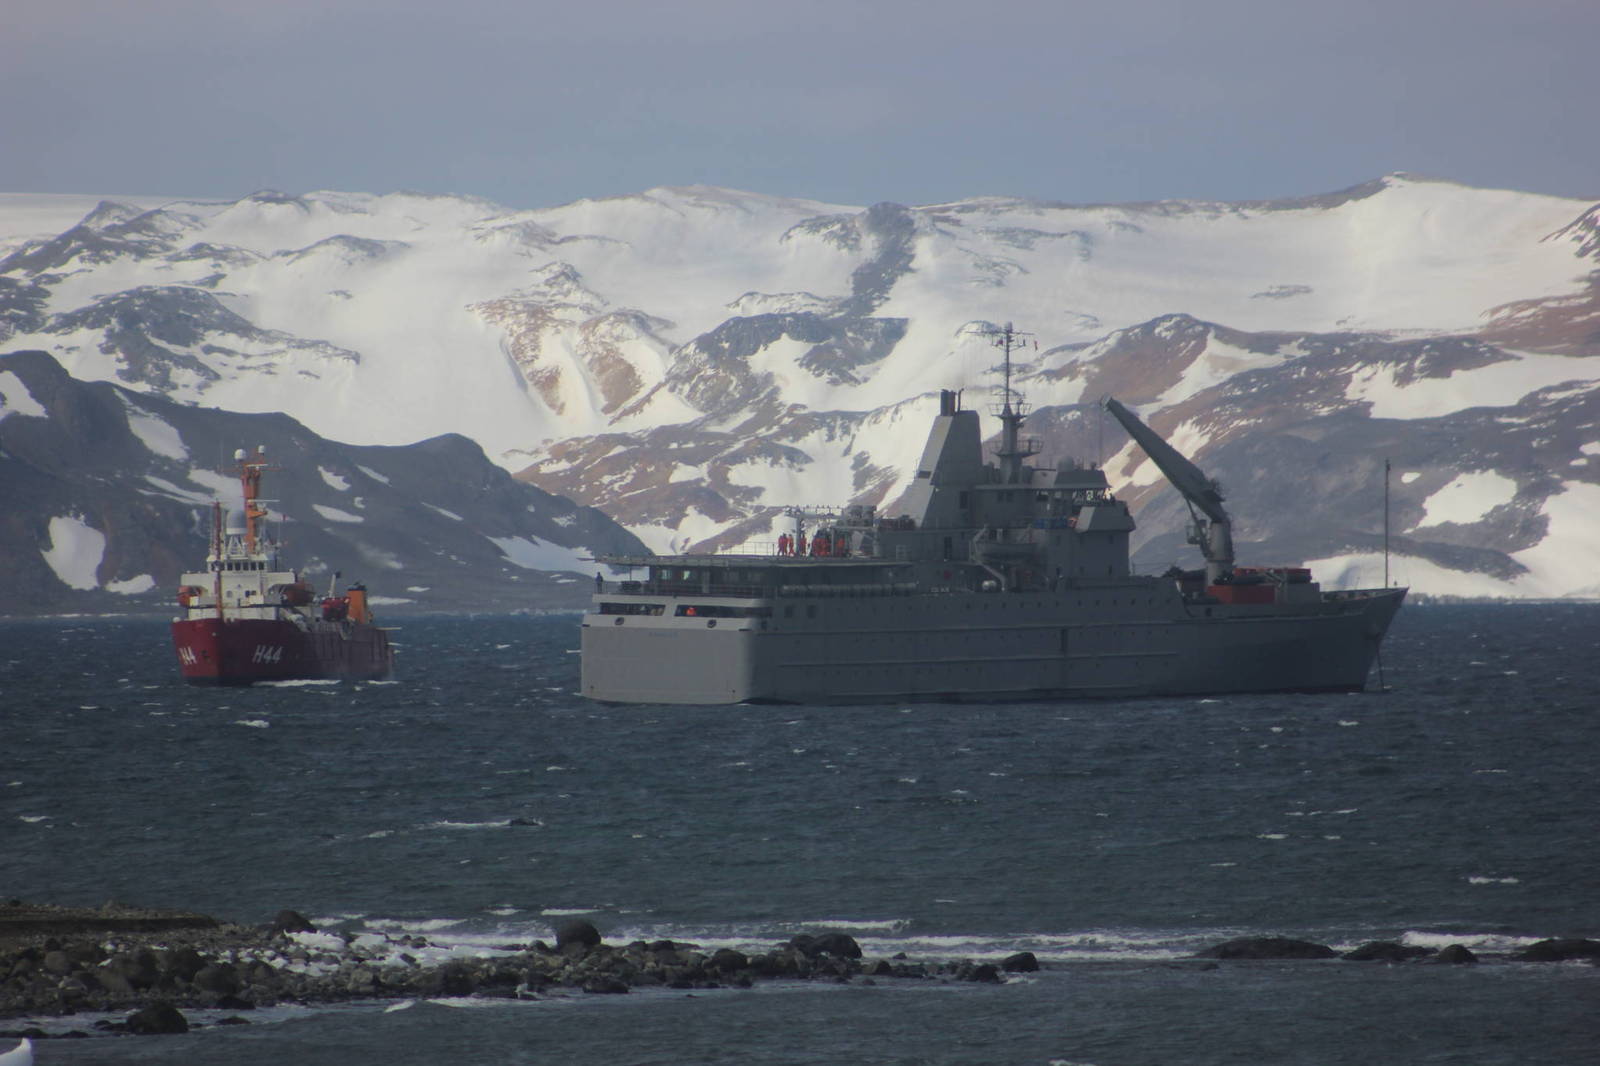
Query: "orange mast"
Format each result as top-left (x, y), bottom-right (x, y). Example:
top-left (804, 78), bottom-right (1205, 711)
top-left (236, 447), bottom-right (273, 557)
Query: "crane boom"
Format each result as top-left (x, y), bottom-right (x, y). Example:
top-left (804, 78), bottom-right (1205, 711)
top-left (1102, 396), bottom-right (1235, 582)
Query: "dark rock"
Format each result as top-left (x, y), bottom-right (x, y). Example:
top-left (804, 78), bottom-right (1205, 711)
top-left (41, 950), bottom-right (73, 975)
top-left (1196, 936), bottom-right (1338, 960)
top-left (125, 1000), bottom-right (189, 1035)
top-left (965, 963), bottom-right (1003, 983)
top-left (93, 969), bottom-right (138, 999)
top-left (344, 966), bottom-right (380, 995)
top-left (427, 962), bottom-right (477, 997)
top-left (789, 933), bottom-right (862, 959)
top-left (582, 977), bottom-right (629, 994)
top-left (479, 966), bottom-right (524, 990)
top-left (747, 953), bottom-right (792, 978)
top-left (269, 909), bottom-right (317, 934)
top-left (707, 948), bottom-right (749, 975)
top-left (67, 942), bottom-right (107, 966)
top-left (245, 960), bottom-right (281, 988)
top-left (1001, 951), bottom-right (1040, 972)
top-left (192, 963), bottom-right (240, 997)
top-left (56, 975), bottom-right (91, 1003)
top-left (1435, 944), bottom-right (1478, 965)
top-left (108, 947), bottom-right (162, 989)
top-left (163, 946), bottom-right (207, 981)
top-left (1342, 941), bottom-right (1434, 962)
top-left (1516, 938), bottom-right (1600, 962)
top-left (814, 933), bottom-right (863, 959)
top-left (555, 919), bottom-right (601, 956)
top-left (217, 1016), bottom-right (251, 1026)
top-left (213, 994), bottom-right (256, 1010)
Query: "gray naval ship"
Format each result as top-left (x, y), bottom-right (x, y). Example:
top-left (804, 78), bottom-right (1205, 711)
top-left (582, 330), bottom-right (1405, 705)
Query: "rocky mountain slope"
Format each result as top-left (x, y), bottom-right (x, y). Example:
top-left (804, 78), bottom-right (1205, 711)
top-left (0, 349), bottom-right (645, 616)
top-left (2, 175), bottom-right (1597, 599)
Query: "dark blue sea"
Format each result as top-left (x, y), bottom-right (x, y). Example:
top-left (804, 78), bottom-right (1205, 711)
top-left (3, 604), bottom-right (1597, 1065)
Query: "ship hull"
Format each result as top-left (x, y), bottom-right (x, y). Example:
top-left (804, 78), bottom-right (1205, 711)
top-left (172, 616), bottom-right (394, 685)
top-left (581, 584), bottom-right (1405, 706)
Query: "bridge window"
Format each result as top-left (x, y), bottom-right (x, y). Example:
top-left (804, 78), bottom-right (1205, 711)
top-left (599, 602), bottom-right (664, 616)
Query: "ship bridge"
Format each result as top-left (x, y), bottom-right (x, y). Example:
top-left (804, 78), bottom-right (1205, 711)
top-left (598, 554), bottom-right (914, 602)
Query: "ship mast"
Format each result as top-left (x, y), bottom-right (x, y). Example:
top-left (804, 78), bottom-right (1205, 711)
top-left (235, 446), bottom-right (274, 557)
top-left (980, 322), bottom-right (1038, 484)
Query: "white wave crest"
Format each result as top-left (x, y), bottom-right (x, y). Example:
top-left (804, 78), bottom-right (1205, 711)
top-left (1401, 929), bottom-right (1544, 952)
top-left (420, 820), bottom-right (512, 831)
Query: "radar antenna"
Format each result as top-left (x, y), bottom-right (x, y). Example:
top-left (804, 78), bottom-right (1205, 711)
top-left (969, 322), bottom-right (1040, 483)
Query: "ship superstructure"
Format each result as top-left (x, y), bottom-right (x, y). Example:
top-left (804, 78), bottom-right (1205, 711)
top-left (580, 326), bottom-right (1404, 705)
top-left (171, 447), bottom-right (394, 684)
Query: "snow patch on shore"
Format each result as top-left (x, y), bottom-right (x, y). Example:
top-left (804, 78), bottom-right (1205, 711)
top-left (488, 535), bottom-right (592, 574)
top-left (106, 574), bottom-right (156, 595)
top-left (41, 516), bottom-right (104, 590)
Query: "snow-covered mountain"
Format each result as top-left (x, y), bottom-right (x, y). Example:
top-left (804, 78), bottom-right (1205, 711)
top-left (0, 349), bottom-right (645, 616)
top-left (2, 175), bottom-right (1597, 600)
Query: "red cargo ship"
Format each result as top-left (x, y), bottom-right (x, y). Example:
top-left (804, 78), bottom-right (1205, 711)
top-left (170, 447), bottom-right (395, 684)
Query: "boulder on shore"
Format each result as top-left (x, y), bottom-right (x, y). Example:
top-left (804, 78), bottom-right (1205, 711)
top-left (269, 910), bottom-right (317, 935)
top-left (124, 1000), bottom-right (188, 1035)
top-left (1342, 941), bottom-right (1434, 963)
top-left (1515, 938), bottom-right (1600, 962)
top-left (554, 919), bottom-right (601, 956)
top-left (1196, 937), bottom-right (1338, 960)
top-left (789, 933), bottom-right (862, 959)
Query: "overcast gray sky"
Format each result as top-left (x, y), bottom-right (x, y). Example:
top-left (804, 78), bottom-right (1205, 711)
top-left (5, 0), bottom-right (1596, 210)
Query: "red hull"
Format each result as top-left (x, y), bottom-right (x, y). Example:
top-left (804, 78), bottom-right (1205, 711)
top-left (172, 616), bottom-right (394, 685)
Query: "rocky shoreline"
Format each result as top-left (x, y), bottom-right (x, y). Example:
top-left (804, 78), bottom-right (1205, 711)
top-left (3, 903), bottom-right (1597, 1041)
top-left (0, 902), bottom-right (1034, 1040)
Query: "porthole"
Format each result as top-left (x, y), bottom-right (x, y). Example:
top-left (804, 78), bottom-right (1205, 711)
top-left (707, 619), bottom-right (717, 628)
top-left (614, 617), bottom-right (624, 626)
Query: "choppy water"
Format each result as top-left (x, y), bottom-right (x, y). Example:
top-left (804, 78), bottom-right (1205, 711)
top-left (3, 604), bottom-right (1597, 1064)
